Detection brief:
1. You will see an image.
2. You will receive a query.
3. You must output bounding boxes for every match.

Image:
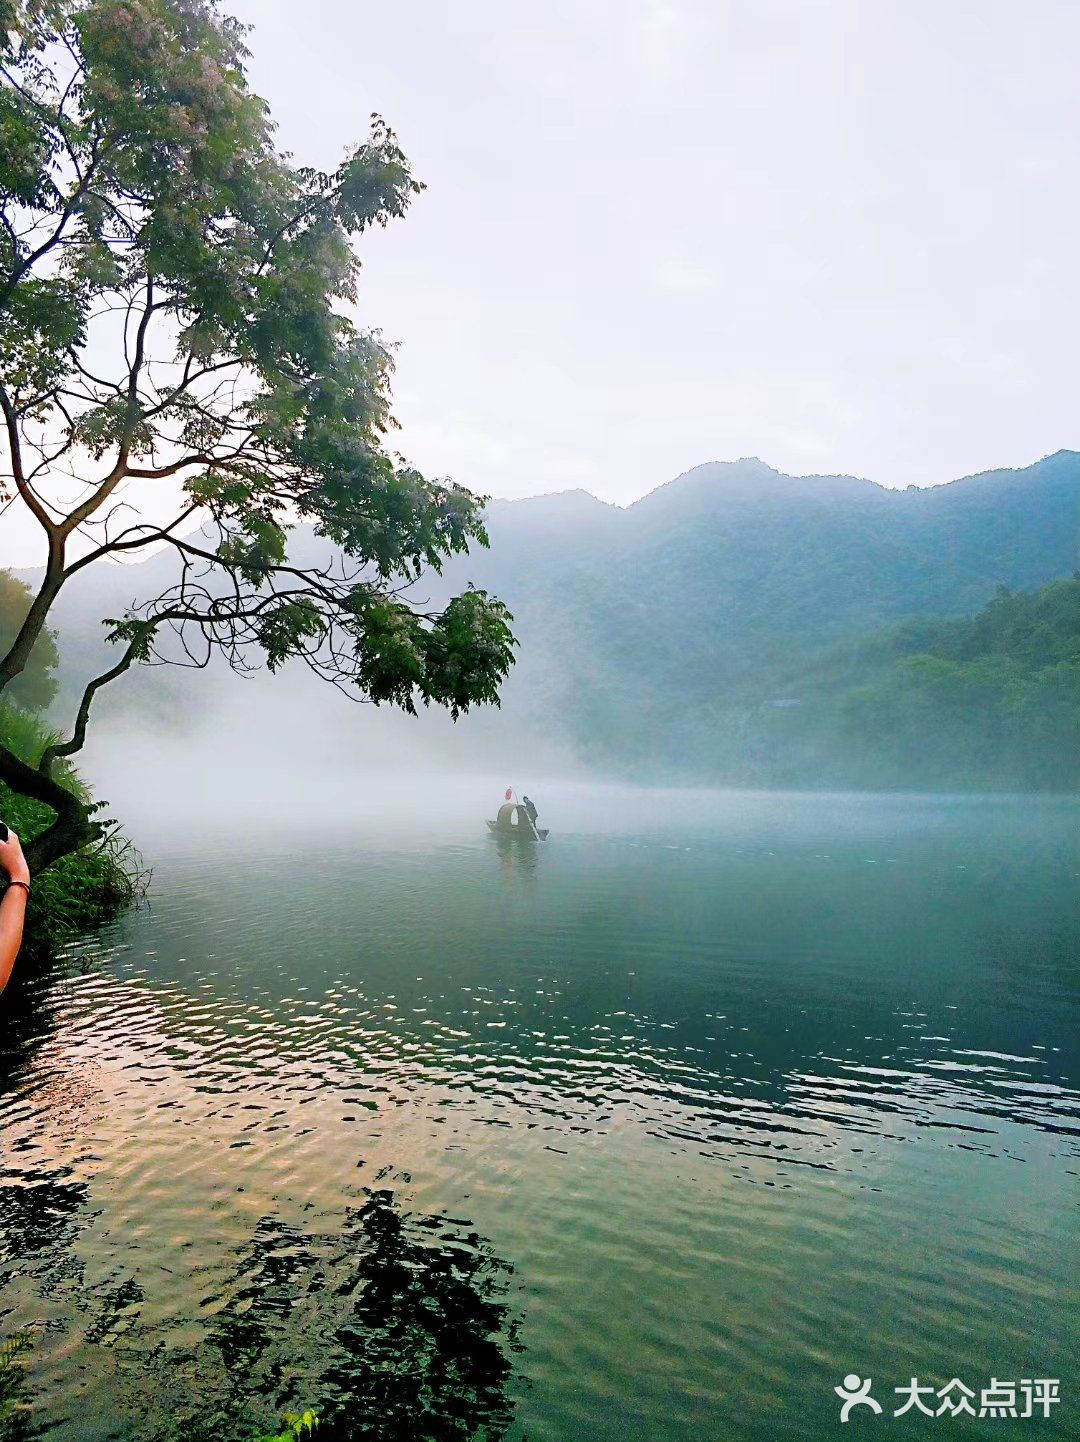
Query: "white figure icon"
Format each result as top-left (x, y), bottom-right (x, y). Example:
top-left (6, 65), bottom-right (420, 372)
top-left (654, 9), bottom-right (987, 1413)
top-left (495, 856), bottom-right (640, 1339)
top-left (835, 1374), bottom-right (883, 1422)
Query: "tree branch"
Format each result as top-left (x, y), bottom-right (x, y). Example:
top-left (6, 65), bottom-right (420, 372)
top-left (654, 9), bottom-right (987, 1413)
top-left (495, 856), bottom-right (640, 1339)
top-left (59, 279), bottom-right (162, 538)
top-left (0, 740), bottom-right (91, 872)
top-left (39, 636), bottom-right (143, 770)
top-left (0, 124), bottom-right (106, 306)
top-left (0, 384), bottom-right (56, 535)
top-left (63, 501), bottom-right (203, 576)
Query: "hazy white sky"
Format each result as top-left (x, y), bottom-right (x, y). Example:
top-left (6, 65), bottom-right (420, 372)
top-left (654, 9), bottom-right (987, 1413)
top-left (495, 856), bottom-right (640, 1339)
top-left (220, 0), bottom-right (1079, 504)
top-left (4, 0), bottom-right (1078, 570)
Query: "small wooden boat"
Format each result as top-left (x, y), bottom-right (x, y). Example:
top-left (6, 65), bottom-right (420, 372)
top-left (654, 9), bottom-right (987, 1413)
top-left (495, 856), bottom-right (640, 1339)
top-left (486, 801), bottom-right (549, 841)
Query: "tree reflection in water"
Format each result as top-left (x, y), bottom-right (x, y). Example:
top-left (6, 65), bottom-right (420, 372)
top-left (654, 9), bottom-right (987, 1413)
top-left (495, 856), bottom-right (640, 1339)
top-left (318, 1189), bottom-right (523, 1440)
top-left (1, 1177), bottom-right (525, 1442)
top-left (0, 1333), bottom-right (43, 1442)
top-left (163, 1184), bottom-right (523, 1441)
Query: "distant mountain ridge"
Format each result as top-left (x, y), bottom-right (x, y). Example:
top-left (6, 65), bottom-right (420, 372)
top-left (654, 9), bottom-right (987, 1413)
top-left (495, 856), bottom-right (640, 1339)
top-left (476, 449), bottom-right (1080, 626)
top-left (21, 449), bottom-right (1080, 785)
top-left (442, 450), bottom-right (1080, 780)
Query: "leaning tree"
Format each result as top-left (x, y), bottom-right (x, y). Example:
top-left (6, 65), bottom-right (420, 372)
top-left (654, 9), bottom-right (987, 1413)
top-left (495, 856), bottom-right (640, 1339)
top-left (0, 0), bottom-right (516, 871)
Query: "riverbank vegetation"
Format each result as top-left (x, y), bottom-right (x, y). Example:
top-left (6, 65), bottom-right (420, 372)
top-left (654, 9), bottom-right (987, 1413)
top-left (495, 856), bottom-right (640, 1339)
top-left (0, 700), bottom-right (136, 960)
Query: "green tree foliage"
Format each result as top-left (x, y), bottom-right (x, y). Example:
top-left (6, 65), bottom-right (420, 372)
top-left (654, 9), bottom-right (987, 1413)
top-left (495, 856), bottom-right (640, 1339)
top-left (762, 579), bottom-right (1080, 790)
top-left (0, 0), bottom-right (515, 870)
top-left (0, 569), bottom-right (58, 710)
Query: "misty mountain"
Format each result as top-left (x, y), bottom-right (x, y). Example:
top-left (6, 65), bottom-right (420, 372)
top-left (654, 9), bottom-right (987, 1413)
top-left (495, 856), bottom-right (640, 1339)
top-left (27, 449), bottom-right (1080, 786)
top-left (470, 448), bottom-right (1080, 656)
top-left (440, 450), bottom-right (1080, 779)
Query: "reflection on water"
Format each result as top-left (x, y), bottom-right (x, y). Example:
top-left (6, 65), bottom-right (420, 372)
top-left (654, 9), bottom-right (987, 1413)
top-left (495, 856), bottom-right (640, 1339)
top-left (0, 1159), bottom-right (521, 1440)
top-left (111, 1183), bottom-right (520, 1442)
top-left (0, 788), bottom-right (1077, 1439)
top-left (0, 1333), bottom-right (37, 1442)
top-left (493, 830), bottom-right (543, 879)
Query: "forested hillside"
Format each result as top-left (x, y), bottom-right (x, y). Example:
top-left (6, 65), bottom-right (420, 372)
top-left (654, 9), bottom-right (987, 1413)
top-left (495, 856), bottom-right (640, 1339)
top-left (755, 579), bottom-right (1080, 791)
top-left (24, 449), bottom-right (1080, 790)
top-left (444, 450), bottom-right (1080, 785)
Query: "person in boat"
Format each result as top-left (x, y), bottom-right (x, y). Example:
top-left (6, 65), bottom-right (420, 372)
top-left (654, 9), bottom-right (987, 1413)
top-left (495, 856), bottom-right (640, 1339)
top-left (522, 795), bottom-right (539, 830)
top-left (0, 826), bottom-right (31, 997)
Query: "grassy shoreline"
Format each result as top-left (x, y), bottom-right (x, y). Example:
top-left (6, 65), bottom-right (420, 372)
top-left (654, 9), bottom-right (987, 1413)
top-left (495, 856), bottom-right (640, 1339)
top-left (0, 705), bottom-right (138, 961)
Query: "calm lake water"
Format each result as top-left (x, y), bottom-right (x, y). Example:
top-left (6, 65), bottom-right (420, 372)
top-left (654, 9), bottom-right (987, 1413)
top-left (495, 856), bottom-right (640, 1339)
top-left (0, 787), bottom-right (1077, 1439)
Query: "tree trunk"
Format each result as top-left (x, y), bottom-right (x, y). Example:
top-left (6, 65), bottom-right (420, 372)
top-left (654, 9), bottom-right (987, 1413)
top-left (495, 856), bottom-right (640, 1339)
top-left (0, 742), bottom-right (93, 872)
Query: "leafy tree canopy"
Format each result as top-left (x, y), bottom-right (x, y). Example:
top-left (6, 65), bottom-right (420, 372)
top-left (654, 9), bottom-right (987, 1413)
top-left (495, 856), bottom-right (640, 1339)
top-left (0, 0), bottom-right (515, 867)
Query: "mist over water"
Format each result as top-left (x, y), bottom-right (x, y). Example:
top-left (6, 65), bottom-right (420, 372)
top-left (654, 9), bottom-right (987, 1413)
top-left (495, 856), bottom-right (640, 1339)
top-left (80, 669), bottom-right (578, 839)
top-left (3, 697), bottom-right (1078, 1439)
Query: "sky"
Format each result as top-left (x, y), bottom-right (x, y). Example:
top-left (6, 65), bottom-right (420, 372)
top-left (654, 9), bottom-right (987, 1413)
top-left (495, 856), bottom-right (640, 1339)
top-left (219, 0), bottom-right (1080, 504)
top-left (4, 0), bottom-right (1080, 570)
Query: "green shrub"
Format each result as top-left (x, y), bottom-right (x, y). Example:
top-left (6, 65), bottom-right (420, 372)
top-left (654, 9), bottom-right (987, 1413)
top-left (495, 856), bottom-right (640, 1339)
top-left (0, 704), bottom-right (138, 958)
